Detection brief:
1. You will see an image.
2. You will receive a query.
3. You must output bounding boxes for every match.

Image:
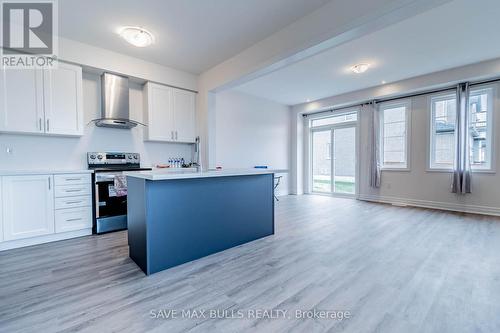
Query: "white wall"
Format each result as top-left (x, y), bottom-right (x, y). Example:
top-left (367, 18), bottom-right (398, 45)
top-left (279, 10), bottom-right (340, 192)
top-left (0, 72), bottom-right (192, 170)
top-left (215, 90), bottom-right (291, 195)
top-left (292, 59), bottom-right (500, 215)
top-left (197, 0), bottom-right (449, 169)
top-left (59, 37), bottom-right (197, 91)
top-left (356, 87), bottom-right (500, 215)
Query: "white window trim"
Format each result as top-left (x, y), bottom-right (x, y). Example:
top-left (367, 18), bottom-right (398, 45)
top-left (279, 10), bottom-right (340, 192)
top-left (428, 91), bottom-right (456, 172)
top-left (379, 99), bottom-right (411, 171)
top-left (469, 84), bottom-right (495, 173)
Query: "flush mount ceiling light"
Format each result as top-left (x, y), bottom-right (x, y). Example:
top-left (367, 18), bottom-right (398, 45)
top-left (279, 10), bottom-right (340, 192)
top-left (119, 26), bottom-right (155, 47)
top-left (351, 63), bottom-right (370, 74)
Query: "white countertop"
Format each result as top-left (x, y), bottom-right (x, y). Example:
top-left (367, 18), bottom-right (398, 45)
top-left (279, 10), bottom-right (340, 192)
top-left (0, 169), bottom-right (93, 176)
top-left (124, 168), bottom-right (287, 181)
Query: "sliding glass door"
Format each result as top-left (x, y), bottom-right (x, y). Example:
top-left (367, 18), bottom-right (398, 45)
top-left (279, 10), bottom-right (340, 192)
top-left (311, 130), bottom-right (332, 192)
top-left (333, 126), bottom-right (356, 194)
top-left (310, 112), bottom-right (357, 196)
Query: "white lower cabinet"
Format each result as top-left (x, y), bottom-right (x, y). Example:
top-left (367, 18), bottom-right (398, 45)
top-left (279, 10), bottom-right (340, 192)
top-left (2, 175), bottom-right (55, 241)
top-left (0, 173), bottom-right (92, 249)
top-left (55, 184), bottom-right (91, 197)
top-left (55, 195), bottom-right (92, 210)
top-left (54, 174), bottom-right (92, 233)
top-left (55, 207), bottom-right (92, 233)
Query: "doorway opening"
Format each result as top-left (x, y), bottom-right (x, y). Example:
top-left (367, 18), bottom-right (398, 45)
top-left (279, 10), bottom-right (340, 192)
top-left (310, 110), bottom-right (358, 196)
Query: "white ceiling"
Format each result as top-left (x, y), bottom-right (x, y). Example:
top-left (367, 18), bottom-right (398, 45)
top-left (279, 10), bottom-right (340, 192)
top-left (235, 0), bottom-right (500, 105)
top-left (59, 0), bottom-right (331, 74)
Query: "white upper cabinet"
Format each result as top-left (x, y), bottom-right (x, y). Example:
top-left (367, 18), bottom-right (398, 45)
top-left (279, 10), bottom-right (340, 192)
top-left (0, 62), bottom-right (84, 136)
top-left (144, 82), bottom-right (196, 143)
top-left (2, 175), bottom-right (55, 241)
top-left (43, 63), bottom-right (84, 135)
top-left (0, 68), bottom-right (44, 134)
top-left (144, 82), bottom-right (175, 142)
top-left (173, 88), bottom-right (196, 143)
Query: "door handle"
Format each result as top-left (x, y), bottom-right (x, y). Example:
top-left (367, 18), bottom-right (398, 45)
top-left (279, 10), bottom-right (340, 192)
top-left (171, 131), bottom-right (174, 140)
top-left (46, 119), bottom-right (50, 132)
top-left (39, 118), bottom-right (42, 131)
top-left (175, 131), bottom-right (178, 140)
top-left (48, 177), bottom-right (51, 190)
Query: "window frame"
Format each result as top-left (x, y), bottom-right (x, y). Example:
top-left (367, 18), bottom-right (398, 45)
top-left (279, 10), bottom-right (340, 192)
top-left (468, 84), bottom-right (495, 173)
top-left (379, 99), bottom-right (411, 171)
top-left (428, 91), bottom-right (457, 172)
top-left (307, 107), bottom-right (360, 196)
top-left (310, 110), bottom-right (358, 129)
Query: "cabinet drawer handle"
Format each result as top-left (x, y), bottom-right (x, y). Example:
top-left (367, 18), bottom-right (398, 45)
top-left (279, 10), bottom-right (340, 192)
top-left (66, 201), bottom-right (82, 204)
top-left (66, 218), bottom-right (83, 222)
top-left (65, 189), bottom-right (83, 192)
top-left (65, 178), bottom-right (82, 181)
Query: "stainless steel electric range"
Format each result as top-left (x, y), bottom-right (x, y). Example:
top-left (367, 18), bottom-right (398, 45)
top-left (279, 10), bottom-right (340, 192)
top-left (88, 152), bottom-right (151, 234)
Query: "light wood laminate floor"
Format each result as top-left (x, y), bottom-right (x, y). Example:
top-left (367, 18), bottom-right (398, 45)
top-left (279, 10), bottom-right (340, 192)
top-left (1, 195), bottom-right (500, 333)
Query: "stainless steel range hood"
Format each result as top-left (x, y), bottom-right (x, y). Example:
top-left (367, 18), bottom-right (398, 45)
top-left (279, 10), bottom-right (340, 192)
top-left (94, 73), bottom-right (144, 129)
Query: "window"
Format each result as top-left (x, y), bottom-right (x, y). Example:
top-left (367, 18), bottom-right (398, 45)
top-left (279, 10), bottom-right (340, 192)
top-left (469, 86), bottom-right (493, 170)
top-left (430, 93), bottom-right (457, 169)
top-left (380, 101), bottom-right (410, 169)
top-left (428, 86), bottom-right (494, 171)
top-left (311, 112), bottom-right (357, 127)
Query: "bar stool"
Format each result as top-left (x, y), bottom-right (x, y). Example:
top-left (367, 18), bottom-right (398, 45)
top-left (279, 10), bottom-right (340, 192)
top-left (274, 176), bottom-right (283, 201)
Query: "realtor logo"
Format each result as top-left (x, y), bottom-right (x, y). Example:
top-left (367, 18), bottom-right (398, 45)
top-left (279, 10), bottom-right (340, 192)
top-left (1, 0), bottom-right (58, 68)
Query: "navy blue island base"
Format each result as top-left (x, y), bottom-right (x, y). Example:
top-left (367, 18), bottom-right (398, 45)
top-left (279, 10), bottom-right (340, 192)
top-left (127, 173), bottom-right (275, 275)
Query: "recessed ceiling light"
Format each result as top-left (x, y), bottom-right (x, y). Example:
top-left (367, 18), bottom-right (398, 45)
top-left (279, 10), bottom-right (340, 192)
top-left (381, 80), bottom-right (386, 84)
top-left (119, 26), bottom-right (155, 47)
top-left (351, 63), bottom-right (370, 74)
top-left (306, 99), bottom-right (310, 102)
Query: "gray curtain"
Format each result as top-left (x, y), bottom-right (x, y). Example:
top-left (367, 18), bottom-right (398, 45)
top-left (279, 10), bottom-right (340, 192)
top-left (369, 101), bottom-right (381, 188)
top-left (452, 83), bottom-right (472, 194)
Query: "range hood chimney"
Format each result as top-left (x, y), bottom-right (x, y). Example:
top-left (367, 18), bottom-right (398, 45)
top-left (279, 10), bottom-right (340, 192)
top-left (94, 73), bottom-right (144, 129)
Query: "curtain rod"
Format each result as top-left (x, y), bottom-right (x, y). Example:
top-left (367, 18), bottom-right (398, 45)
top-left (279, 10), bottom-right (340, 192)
top-left (303, 76), bottom-right (500, 118)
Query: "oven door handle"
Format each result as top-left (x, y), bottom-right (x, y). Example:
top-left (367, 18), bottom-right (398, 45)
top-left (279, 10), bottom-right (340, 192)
top-left (95, 183), bottom-right (100, 218)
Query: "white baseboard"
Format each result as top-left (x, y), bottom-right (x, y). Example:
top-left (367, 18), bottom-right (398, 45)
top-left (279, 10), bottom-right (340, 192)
top-left (0, 228), bottom-right (92, 251)
top-left (358, 194), bottom-right (500, 217)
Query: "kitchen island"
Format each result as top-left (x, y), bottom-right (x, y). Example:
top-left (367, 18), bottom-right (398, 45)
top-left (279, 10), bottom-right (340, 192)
top-left (125, 169), bottom-right (275, 275)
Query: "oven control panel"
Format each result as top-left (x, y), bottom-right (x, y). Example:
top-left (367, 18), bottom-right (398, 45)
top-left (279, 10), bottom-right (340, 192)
top-left (87, 152), bottom-right (140, 165)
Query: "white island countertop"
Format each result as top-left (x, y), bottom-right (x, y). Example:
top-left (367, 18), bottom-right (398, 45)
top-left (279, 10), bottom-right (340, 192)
top-left (124, 168), bottom-right (288, 181)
